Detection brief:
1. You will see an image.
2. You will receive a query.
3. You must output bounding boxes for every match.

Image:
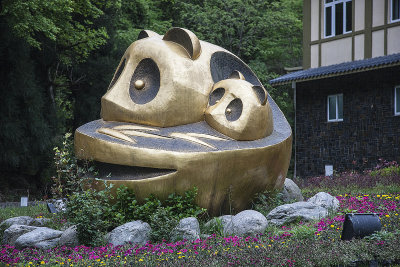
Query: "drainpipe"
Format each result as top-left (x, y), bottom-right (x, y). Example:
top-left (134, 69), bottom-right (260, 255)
top-left (292, 81), bottom-right (297, 179)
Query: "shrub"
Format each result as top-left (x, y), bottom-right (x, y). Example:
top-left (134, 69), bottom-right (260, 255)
top-left (51, 133), bottom-right (95, 199)
top-left (65, 182), bottom-right (113, 247)
top-left (252, 190), bottom-right (286, 217)
top-left (149, 207), bottom-right (178, 242)
top-left (109, 185), bottom-right (206, 242)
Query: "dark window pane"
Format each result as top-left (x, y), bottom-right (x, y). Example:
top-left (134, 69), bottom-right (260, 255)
top-left (328, 96), bottom-right (337, 120)
top-left (396, 88), bottom-right (400, 113)
top-left (394, 0), bottom-right (400, 20)
top-left (346, 1), bottom-right (352, 32)
top-left (326, 6), bottom-right (332, 36)
top-left (335, 3), bottom-right (344, 35)
top-left (338, 94), bottom-right (343, 119)
top-left (326, 0), bottom-right (333, 3)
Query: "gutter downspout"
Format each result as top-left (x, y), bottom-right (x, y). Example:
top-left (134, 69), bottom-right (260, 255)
top-left (292, 81), bottom-right (297, 179)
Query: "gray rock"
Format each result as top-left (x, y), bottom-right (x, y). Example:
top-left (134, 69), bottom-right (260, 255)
top-left (107, 221), bottom-right (151, 246)
top-left (204, 215), bottom-right (233, 230)
top-left (171, 217), bottom-right (200, 242)
top-left (0, 216), bottom-right (34, 227)
top-left (3, 225), bottom-right (38, 246)
top-left (307, 192), bottom-right (339, 211)
top-left (267, 202), bottom-right (328, 226)
top-left (224, 210), bottom-right (268, 236)
top-left (30, 218), bottom-right (51, 227)
top-left (15, 227), bottom-right (63, 249)
top-left (281, 178), bottom-right (304, 202)
top-left (58, 225), bottom-right (79, 247)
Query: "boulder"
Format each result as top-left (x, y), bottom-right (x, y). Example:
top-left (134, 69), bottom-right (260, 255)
top-left (2, 225), bottom-right (38, 246)
top-left (58, 225), bottom-right (79, 247)
top-left (281, 178), bottom-right (304, 202)
top-left (171, 217), bottom-right (200, 242)
top-left (30, 218), bottom-right (51, 227)
top-left (15, 227), bottom-right (63, 250)
top-left (107, 221), bottom-right (151, 246)
top-left (267, 202), bottom-right (328, 226)
top-left (307, 192), bottom-right (339, 211)
top-left (224, 210), bottom-right (268, 236)
top-left (0, 216), bottom-right (34, 227)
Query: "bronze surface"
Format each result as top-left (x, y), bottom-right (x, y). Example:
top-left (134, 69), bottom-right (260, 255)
top-left (75, 27), bottom-right (292, 215)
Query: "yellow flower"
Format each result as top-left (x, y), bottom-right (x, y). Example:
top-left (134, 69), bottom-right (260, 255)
top-left (395, 213), bottom-right (398, 216)
top-left (268, 245), bottom-right (272, 247)
top-left (255, 245), bottom-right (259, 248)
top-left (377, 195), bottom-right (381, 197)
top-left (41, 261), bottom-right (45, 264)
top-left (386, 215), bottom-right (390, 218)
top-left (330, 225), bottom-right (335, 228)
top-left (139, 259), bottom-right (143, 262)
top-left (177, 252), bottom-right (182, 254)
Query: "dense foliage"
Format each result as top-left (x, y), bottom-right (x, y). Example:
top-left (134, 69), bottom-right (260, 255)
top-left (0, 0), bottom-right (302, 195)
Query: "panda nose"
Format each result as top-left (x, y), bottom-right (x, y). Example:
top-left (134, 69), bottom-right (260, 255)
top-left (134, 80), bottom-right (145, 90)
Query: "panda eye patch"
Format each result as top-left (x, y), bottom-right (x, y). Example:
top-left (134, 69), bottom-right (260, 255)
top-left (209, 87), bottom-right (225, 106)
top-left (225, 98), bottom-right (242, 121)
top-left (129, 58), bottom-right (160, 104)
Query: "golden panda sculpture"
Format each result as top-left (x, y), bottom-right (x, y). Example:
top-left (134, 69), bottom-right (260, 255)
top-left (74, 27), bottom-right (292, 215)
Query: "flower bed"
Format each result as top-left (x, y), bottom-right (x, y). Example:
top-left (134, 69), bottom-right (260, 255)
top-left (1, 193), bottom-right (399, 266)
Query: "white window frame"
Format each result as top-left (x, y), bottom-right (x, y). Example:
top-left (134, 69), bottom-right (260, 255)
top-left (324, 0), bottom-right (352, 38)
top-left (395, 86), bottom-right (400, 116)
top-left (327, 94), bottom-right (343, 122)
top-left (391, 0), bottom-right (400, 23)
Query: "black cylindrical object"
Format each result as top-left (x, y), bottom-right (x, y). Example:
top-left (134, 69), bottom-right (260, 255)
top-left (341, 213), bottom-right (381, 241)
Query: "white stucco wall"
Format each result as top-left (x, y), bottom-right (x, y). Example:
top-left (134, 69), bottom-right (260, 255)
top-left (311, 0), bottom-right (320, 41)
top-left (372, 30), bottom-right (385, 57)
top-left (354, 34), bottom-right (365, 60)
top-left (355, 0), bottom-right (366, 31)
top-left (388, 26), bottom-right (400, 55)
top-left (321, 37), bottom-right (352, 66)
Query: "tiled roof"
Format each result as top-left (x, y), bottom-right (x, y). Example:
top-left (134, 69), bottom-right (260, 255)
top-left (270, 53), bottom-right (400, 85)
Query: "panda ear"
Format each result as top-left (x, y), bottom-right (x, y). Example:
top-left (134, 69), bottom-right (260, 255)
top-left (229, 70), bottom-right (245, 80)
top-left (137, 30), bottom-right (161, 40)
top-left (252, 86), bottom-right (268, 105)
top-left (163, 28), bottom-right (201, 60)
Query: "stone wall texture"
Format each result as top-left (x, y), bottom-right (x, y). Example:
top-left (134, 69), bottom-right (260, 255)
top-left (295, 66), bottom-right (400, 177)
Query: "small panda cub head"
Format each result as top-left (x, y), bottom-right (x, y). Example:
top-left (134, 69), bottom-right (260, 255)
top-left (205, 71), bottom-right (273, 141)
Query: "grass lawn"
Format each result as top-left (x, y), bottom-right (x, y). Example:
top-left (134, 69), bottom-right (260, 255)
top-left (1, 171), bottom-right (400, 266)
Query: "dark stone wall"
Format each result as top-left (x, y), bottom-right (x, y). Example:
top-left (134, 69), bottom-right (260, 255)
top-left (295, 66), bottom-right (400, 178)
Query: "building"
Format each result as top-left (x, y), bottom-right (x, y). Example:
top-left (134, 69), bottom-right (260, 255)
top-left (270, 0), bottom-right (400, 178)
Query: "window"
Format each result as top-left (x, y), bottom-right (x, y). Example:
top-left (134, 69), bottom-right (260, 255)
top-left (395, 86), bottom-right (400, 116)
top-left (324, 0), bottom-right (352, 38)
top-left (391, 0), bottom-right (400, 22)
top-left (327, 94), bottom-right (343, 122)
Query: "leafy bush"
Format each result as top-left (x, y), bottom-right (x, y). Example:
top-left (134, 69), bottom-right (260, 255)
top-left (369, 159), bottom-right (400, 177)
top-left (65, 182), bottom-right (113, 247)
top-left (51, 133), bottom-right (95, 199)
top-left (149, 207), bottom-right (178, 242)
top-left (252, 190), bottom-right (286, 217)
top-left (109, 185), bottom-right (206, 242)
